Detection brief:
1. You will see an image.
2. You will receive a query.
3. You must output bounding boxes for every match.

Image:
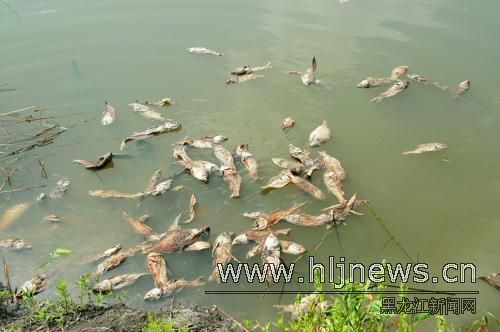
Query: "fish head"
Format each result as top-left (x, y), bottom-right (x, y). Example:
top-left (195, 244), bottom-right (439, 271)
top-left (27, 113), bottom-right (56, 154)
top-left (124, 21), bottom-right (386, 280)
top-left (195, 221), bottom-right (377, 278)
top-left (264, 233), bottom-right (280, 250)
top-left (356, 79), bottom-right (370, 88)
top-left (461, 80), bottom-right (470, 89)
top-left (253, 217), bottom-right (269, 231)
top-left (212, 135), bottom-right (227, 144)
top-left (232, 233), bottom-right (249, 245)
top-left (144, 287), bottom-right (163, 301)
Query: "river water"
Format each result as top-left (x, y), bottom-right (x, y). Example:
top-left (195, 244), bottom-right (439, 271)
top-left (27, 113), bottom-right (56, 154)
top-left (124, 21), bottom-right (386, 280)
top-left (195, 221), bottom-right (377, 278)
top-left (1, 0), bottom-right (499, 328)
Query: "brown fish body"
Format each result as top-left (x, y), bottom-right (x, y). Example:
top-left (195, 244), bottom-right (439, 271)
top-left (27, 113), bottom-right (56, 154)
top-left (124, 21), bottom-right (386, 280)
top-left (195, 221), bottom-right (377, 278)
top-left (122, 211), bottom-right (155, 238)
top-left (236, 144), bottom-right (259, 180)
top-left (82, 244), bottom-right (122, 264)
top-left (128, 102), bottom-right (165, 121)
top-left (280, 240), bottom-right (306, 255)
top-left (146, 252), bottom-right (168, 288)
top-left (402, 143), bottom-right (447, 155)
top-left (357, 77), bottom-right (395, 88)
top-left (254, 202), bottom-right (306, 230)
top-left (272, 158), bottom-right (305, 175)
top-left (309, 121), bottom-right (331, 147)
top-left (0, 203), bottom-right (30, 231)
top-left (144, 278), bottom-right (205, 301)
top-left (226, 73), bottom-right (263, 85)
top-left (73, 152), bottom-right (113, 170)
top-left (281, 117), bottom-right (295, 132)
top-left (17, 274), bottom-right (47, 297)
top-left (209, 232), bottom-right (233, 282)
top-left (145, 170), bottom-right (162, 192)
top-left (92, 273), bottom-right (147, 292)
top-left (213, 144), bottom-right (235, 169)
top-left (144, 227), bottom-right (209, 253)
top-left (452, 80), bottom-right (470, 97)
top-left (221, 167), bottom-right (242, 198)
top-left (390, 65), bottom-right (408, 80)
top-left (371, 80), bottom-right (409, 103)
top-left (183, 194), bottom-right (197, 224)
top-left (318, 151), bottom-right (346, 180)
top-left (95, 247), bottom-right (138, 275)
top-left (102, 102), bottom-right (117, 126)
top-left (0, 238), bottom-right (32, 250)
top-left (233, 228), bottom-right (290, 245)
top-left (284, 170), bottom-right (325, 200)
top-left (283, 213), bottom-right (332, 227)
top-left (323, 171), bottom-right (345, 203)
top-left (261, 171), bottom-right (291, 190)
top-left (120, 120), bottom-right (181, 150)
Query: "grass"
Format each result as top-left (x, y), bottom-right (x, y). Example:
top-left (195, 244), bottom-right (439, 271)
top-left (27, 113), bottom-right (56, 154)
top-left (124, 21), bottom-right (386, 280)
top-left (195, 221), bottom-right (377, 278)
top-left (142, 313), bottom-right (189, 332)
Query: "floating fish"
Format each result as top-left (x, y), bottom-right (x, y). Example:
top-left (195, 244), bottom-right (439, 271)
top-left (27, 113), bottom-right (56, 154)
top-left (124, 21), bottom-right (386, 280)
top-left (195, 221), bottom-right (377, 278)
top-left (232, 228), bottom-right (290, 245)
top-left (283, 170), bottom-right (325, 200)
top-left (288, 144), bottom-right (319, 177)
top-left (323, 171), bottom-right (345, 203)
top-left (226, 73), bottom-right (264, 85)
top-left (82, 244), bottom-right (122, 264)
top-left (280, 240), bottom-right (306, 255)
top-left (146, 98), bottom-right (176, 107)
top-left (281, 117), bottom-right (295, 132)
top-left (236, 144), bottom-right (259, 180)
top-left (42, 214), bottom-right (61, 223)
top-left (92, 273), bottom-right (148, 292)
top-left (95, 247), bottom-right (139, 275)
top-left (143, 226), bottom-right (210, 254)
top-left (357, 77), bottom-right (395, 88)
top-left (144, 278), bottom-right (205, 301)
top-left (0, 203), bottom-right (30, 231)
top-left (177, 136), bottom-right (226, 149)
top-left (272, 158), bottom-right (305, 175)
top-left (183, 194), bottom-right (197, 224)
top-left (261, 171), bottom-right (291, 191)
top-left (209, 232), bottom-right (233, 282)
top-left (17, 274), bottom-right (47, 297)
top-left (402, 143), bottom-right (447, 155)
top-left (213, 144), bottom-right (236, 169)
top-left (128, 102), bottom-right (165, 121)
top-left (389, 65), bottom-right (409, 80)
top-left (187, 47), bottom-right (223, 56)
top-left (283, 213), bottom-right (332, 227)
top-left (250, 202), bottom-right (306, 230)
top-left (407, 74), bottom-right (448, 91)
top-left (318, 151), bottom-right (346, 180)
top-left (122, 211), bottom-right (155, 238)
top-left (287, 57), bottom-right (319, 86)
top-left (262, 233), bottom-right (282, 282)
top-left (0, 238), bottom-right (32, 250)
top-left (73, 152), bottom-right (113, 170)
top-left (221, 166), bottom-right (242, 198)
top-left (231, 62), bottom-right (272, 75)
top-left (452, 80), bottom-right (470, 98)
top-left (309, 121), bottom-right (331, 147)
top-left (120, 120), bottom-right (181, 150)
top-left (50, 178), bottom-right (70, 199)
top-left (146, 252), bottom-right (168, 289)
top-left (101, 101), bottom-right (117, 126)
top-left (370, 80), bottom-right (409, 103)
top-left (274, 293), bottom-right (330, 320)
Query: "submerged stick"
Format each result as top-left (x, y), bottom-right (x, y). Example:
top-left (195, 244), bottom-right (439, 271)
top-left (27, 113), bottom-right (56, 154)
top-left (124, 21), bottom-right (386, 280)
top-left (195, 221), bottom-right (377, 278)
top-left (0, 184), bottom-right (47, 194)
top-left (0, 106), bottom-right (36, 117)
top-left (364, 202), bottom-right (414, 263)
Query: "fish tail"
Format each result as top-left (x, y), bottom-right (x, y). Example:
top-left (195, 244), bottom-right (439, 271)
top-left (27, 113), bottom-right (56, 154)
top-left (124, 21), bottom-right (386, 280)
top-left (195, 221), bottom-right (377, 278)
top-left (370, 96), bottom-right (383, 103)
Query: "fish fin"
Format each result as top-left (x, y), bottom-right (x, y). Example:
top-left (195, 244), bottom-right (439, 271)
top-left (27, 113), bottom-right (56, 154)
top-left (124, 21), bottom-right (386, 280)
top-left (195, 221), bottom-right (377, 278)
top-left (370, 96), bottom-right (383, 103)
top-left (311, 56), bottom-right (317, 72)
top-left (169, 213), bottom-right (182, 231)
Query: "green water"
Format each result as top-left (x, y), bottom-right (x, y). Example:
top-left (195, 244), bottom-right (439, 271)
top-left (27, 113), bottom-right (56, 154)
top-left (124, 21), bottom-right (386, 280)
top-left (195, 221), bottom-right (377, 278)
top-left (1, 0), bottom-right (499, 327)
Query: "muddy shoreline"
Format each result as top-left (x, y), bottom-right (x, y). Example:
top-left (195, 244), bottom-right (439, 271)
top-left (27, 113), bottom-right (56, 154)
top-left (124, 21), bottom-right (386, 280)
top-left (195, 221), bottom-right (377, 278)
top-left (1, 300), bottom-right (233, 331)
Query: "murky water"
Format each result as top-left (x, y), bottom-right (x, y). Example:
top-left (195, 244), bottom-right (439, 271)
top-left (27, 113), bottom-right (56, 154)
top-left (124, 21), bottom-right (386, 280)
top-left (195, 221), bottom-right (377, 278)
top-left (1, 0), bottom-right (499, 328)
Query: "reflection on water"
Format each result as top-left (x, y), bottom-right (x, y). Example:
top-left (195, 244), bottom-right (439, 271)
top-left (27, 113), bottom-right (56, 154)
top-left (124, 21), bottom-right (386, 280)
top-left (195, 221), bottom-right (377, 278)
top-left (1, 0), bottom-right (499, 325)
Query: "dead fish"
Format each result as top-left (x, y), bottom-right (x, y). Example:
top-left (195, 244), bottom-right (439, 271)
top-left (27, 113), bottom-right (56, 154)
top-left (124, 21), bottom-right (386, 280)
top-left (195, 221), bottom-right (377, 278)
top-left (452, 80), bottom-right (470, 98)
top-left (101, 101), bottom-right (117, 126)
top-left (199, 160), bottom-right (220, 173)
top-left (272, 158), bottom-right (305, 175)
top-left (120, 120), bottom-right (181, 150)
top-left (92, 273), bottom-right (148, 292)
top-left (42, 214), bottom-right (61, 223)
top-left (318, 151), bottom-right (346, 180)
top-left (183, 241), bottom-right (211, 251)
top-left (0, 203), bottom-right (30, 231)
top-left (143, 226), bottom-right (210, 253)
top-left (370, 80), bottom-right (410, 103)
top-left (0, 238), bottom-right (32, 250)
top-left (146, 252), bottom-right (168, 289)
top-left (226, 73), bottom-right (263, 85)
top-left (122, 211), bottom-right (155, 238)
top-left (280, 240), bottom-right (306, 255)
top-left (323, 194), bottom-right (365, 224)
top-left (309, 121), bottom-right (331, 147)
top-left (95, 247), bottom-right (139, 275)
top-left (146, 98), bottom-right (176, 107)
top-left (172, 185), bottom-right (185, 192)
top-left (144, 278), bottom-right (205, 301)
top-left (145, 170), bottom-right (162, 192)
top-left (128, 102), bottom-right (165, 121)
top-left (209, 232), bottom-right (233, 282)
top-left (281, 117), bottom-right (295, 132)
top-left (390, 65), bottom-right (409, 80)
top-left (73, 152), bottom-right (113, 170)
top-left (36, 193), bottom-right (47, 202)
top-left (178, 159), bottom-right (209, 183)
top-left (89, 190), bottom-right (144, 199)
top-left (235, 144), bottom-right (259, 180)
top-left (231, 62), bottom-right (272, 75)
top-left (50, 178), bottom-right (70, 199)
top-left (177, 137), bottom-right (213, 149)
top-left (284, 170), bottom-right (325, 200)
top-left (213, 144), bottom-right (235, 169)
top-left (479, 272), bottom-right (500, 290)
top-left (252, 202), bottom-right (306, 230)
top-left (287, 56), bottom-right (319, 86)
top-left (357, 77), bottom-right (395, 88)
top-left (261, 171), bottom-right (291, 190)
top-left (402, 143), bottom-right (447, 155)
top-left (183, 194), bottom-right (197, 224)
top-left (221, 166), bottom-right (242, 198)
top-left (232, 228), bottom-right (290, 245)
top-left (283, 213), bottom-right (332, 227)
top-left (82, 244), bottom-right (122, 264)
top-left (407, 74), bottom-right (448, 91)
top-left (17, 274), bottom-right (47, 297)
top-left (274, 293), bottom-right (330, 320)
top-left (148, 179), bottom-right (172, 196)
top-left (246, 244), bottom-right (264, 259)
top-left (288, 144), bottom-right (318, 176)
top-left (323, 171), bottom-right (345, 203)
top-left (262, 233), bottom-right (282, 282)
top-left (187, 47), bottom-right (223, 56)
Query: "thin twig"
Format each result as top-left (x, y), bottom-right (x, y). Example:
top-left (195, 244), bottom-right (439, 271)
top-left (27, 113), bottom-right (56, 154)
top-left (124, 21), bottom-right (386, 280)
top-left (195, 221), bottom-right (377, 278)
top-left (0, 184), bottom-right (47, 194)
top-left (0, 0), bottom-right (21, 23)
top-left (213, 305), bottom-right (249, 332)
top-left (0, 106), bottom-right (36, 117)
top-left (38, 159), bottom-right (47, 179)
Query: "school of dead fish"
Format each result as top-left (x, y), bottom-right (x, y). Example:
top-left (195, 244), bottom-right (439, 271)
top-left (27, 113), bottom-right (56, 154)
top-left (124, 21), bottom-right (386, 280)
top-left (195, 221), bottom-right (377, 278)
top-left (3, 49), bottom-right (493, 316)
